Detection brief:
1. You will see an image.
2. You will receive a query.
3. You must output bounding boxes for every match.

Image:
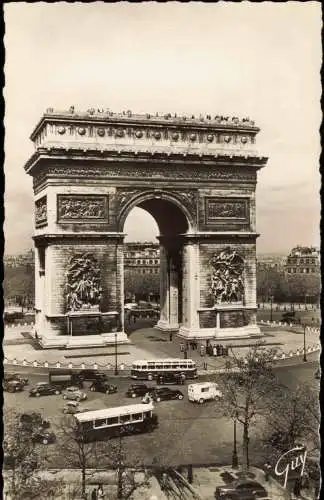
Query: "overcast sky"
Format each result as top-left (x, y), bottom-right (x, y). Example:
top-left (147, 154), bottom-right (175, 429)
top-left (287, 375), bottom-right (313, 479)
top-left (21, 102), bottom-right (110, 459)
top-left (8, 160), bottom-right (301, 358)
top-left (4, 2), bottom-right (321, 255)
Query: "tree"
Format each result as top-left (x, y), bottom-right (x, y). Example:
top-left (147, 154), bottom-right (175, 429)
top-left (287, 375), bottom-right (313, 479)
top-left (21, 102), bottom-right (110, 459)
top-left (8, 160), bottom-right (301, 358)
top-left (124, 272), bottom-right (160, 302)
top-left (3, 409), bottom-right (63, 499)
top-left (218, 344), bottom-right (281, 472)
top-left (53, 415), bottom-right (102, 499)
top-left (262, 383), bottom-right (320, 461)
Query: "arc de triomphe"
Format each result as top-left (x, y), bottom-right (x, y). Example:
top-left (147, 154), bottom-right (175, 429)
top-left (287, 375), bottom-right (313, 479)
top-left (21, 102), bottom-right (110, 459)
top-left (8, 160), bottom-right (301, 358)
top-left (24, 108), bottom-right (267, 348)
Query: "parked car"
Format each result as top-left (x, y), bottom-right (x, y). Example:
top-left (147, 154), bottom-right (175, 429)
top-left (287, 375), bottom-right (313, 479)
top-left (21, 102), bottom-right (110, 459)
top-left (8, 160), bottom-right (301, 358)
top-left (3, 380), bottom-right (25, 392)
top-left (215, 480), bottom-right (268, 499)
top-left (149, 387), bottom-right (184, 402)
top-left (89, 380), bottom-right (118, 394)
top-left (20, 412), bottom-right (50, 429)
top-left (76, 369), bottom-right (108, 381)
top-left (126, 384), bottom-right (150, 398)
top-left (156, 373), bottom-right (185, 385)
top-left (32, 429), bottom-right (56, 445)
top-left (4, 372), bottom-right (29, 386)
top-left (29, 383), bottom-right (61, 397)
top-left (62, 386), bottom-right (87, 401)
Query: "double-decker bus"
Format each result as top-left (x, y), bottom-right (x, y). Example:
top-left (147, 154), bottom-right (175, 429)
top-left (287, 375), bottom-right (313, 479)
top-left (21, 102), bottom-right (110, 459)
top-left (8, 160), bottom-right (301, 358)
top-left (131, 358), bottom-right (197, 381)
top-left (74, 403), bottom-right (158, 442)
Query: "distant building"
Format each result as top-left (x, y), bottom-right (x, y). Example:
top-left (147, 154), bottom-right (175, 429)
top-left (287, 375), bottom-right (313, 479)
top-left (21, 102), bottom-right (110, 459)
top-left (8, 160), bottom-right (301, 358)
top-left (285, 246), bottom-right (320, 275)
top-left (256, 254), bottom-right (285, 272)
top-left (4, 249), bottom-right (34, 268)
top-left (124, 242), bottom-right (160, 275)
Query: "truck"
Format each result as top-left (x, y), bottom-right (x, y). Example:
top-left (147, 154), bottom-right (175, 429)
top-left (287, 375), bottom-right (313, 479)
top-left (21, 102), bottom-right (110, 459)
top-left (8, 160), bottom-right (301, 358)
top-left (188, 382), bottom-right (222, 404)
top-left (48, 370), bottom-right (84, 389)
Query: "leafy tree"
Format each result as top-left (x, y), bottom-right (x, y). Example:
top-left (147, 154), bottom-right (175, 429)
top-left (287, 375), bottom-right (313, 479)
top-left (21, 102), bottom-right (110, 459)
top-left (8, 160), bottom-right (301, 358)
top-left (124, 272), bottom-right (160, 302)
top-left (218, 344), bottom-right (281, 472)
top-left (3, 409), bottom-right (63, 499)
top-left (262, 383), bottom-right (320, 461)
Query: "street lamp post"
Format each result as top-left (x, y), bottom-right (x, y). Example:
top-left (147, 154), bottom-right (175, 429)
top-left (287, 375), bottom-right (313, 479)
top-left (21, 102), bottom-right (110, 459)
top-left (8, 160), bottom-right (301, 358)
top-left (114, 331), bottom-right (119, 375)
top-left (303, 324), bottom-right (307, 362)
top-left (232, 412), bottom-right (238, 468)
top-left (270, 295), bottom-right (274, 322)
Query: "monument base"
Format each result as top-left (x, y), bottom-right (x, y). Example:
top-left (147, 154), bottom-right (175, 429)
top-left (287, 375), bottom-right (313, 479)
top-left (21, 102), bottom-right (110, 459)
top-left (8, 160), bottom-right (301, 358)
top-left (38, 331), bottom-right (130, 349)
top-left (178, 324), bottom-right (262, 341)
top-left (155, 319), bottom-right (180, 333)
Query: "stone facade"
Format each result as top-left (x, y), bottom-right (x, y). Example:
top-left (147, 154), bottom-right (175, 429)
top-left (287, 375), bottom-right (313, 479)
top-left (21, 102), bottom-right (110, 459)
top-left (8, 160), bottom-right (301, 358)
top-left (25, 108), bottom-right (267, 348)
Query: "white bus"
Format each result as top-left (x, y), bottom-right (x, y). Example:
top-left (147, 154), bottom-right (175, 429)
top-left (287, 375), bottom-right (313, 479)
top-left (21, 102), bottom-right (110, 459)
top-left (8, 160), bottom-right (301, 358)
top-left (74, 403), bottom-right (158, 442)
top-left (131, 358), bottom-right (198, 381)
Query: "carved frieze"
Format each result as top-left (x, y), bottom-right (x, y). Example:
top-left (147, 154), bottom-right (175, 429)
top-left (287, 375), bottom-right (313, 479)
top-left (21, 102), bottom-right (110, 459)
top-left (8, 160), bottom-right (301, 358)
top-left (65, 253), bottom-right (102, 312)
top-left (35, 196), bottom-right (47, 227)
top-left (57, 195), bottom-right (109, 223)
top-left (205, 197), bottom-right (249, 225)
top-left (209, 248), bottom-right (245, 305)
top-left (45, 165), bottom-right (256, 182)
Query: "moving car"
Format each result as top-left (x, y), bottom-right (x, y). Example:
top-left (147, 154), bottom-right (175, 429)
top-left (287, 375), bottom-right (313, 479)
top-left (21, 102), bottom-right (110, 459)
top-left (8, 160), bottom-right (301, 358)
top-left (156, 373), bottom-right (185, 385)
top-left (76, 369), bottom-right (109, 381)
top-left (62, 401), bottom-right (90, 414)
top-left (188, 382), bottom-right (223, 404)
top-left (62, 386), bottom-right (87, 401)
top-left (126, 384), bottom-right (151, 398)
top-left (89, 380), bottom-right (118, 394)
top-left (215, 480), bottom-right (268, 499)
top-left (3, 380), bottom-right (25, 392)
top-left (32, 429), bottom-right (56, 445)
top-left (149, 387), bottom-right (184, 402)
top-left (29, 382), bottom-right (61, 397)
top-left (4, 372), bottom-right (29, 386)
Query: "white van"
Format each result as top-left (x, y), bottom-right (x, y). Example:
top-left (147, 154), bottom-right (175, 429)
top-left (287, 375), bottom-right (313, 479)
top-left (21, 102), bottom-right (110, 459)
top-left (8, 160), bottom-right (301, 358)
top-left (188, 382), bottom-right (222, 404)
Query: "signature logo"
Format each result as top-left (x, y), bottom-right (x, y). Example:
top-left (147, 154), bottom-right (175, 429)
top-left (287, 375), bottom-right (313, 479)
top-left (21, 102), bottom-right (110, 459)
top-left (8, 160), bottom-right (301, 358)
top-left (274, 445), bottom-right (307, 489)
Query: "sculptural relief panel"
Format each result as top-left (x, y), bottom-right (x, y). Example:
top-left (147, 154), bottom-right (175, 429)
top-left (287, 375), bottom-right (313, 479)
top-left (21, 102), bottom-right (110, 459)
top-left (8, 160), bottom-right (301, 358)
top-left (57, 195), bottom-right (109, 223)
top-left (208, 248), bottom-right (245, 305)
top-left (35, 196), bottom-right (47, 227)
top-left (65, 252), bottom-right (102, 312)
top-left (205, 197), bottom-right (249, 225)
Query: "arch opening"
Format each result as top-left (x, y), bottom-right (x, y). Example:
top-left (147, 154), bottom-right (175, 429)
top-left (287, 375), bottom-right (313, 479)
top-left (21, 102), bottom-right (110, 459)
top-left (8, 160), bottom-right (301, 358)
top-left (123, 197), bottom-right (190, 333)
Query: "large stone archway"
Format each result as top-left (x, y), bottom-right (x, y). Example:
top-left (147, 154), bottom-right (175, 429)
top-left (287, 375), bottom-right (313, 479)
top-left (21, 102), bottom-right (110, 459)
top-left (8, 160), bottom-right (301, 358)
top-left (25, 108), bottom-right (267, 348)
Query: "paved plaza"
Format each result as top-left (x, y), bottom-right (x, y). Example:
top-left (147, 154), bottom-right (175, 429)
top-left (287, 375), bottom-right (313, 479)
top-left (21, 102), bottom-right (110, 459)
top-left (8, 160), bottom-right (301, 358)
top-left (3, 319), bottom-right (320, 370)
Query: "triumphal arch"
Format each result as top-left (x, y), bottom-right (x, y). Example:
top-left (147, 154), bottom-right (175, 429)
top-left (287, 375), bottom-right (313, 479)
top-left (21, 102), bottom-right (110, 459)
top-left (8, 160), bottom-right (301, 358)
top-left (24, 108), bottom-right (267, 348)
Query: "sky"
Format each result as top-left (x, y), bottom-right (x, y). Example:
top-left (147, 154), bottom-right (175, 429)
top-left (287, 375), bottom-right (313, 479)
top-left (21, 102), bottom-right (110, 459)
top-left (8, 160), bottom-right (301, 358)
top-left (3, 2), bottom-right (321, 255)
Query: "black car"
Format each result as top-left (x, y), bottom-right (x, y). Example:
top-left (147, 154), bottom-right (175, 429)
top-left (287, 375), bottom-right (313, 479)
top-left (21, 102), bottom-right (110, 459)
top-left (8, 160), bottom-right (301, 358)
top-left (32, 429), bottom-right (56, 445)
top-left (156, 373), bottom-right (185, 385)
top-left (126, 384), bottom-right (150, 398)
top-left (77, 369), bottom-right (108, 381)
top-left (4, 372), bottom-right (29, 386)
top-left (150, 387), bottom-right (184, 402)
top-left (3, 380), bottom-right (25, 392)
top-left (215, 480), bottom-right (268, 499)
top-left (29, 383), bottom-right (61, 397)
top-left (89, 380), bottom-right (118, 394)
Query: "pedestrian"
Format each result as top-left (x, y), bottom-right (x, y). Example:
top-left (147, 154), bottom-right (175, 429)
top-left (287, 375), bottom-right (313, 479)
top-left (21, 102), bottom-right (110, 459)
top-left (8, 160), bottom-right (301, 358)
top-left (213, 345), bottom-right (217, 357)
top-left (91, 487), bottom-right (97, 500)
top-left (97, 484), bottom-right (104, 499)
top-left (169, 332), bottom-right (173, 342)
top-left (264, 462), bottom-right (271, 481)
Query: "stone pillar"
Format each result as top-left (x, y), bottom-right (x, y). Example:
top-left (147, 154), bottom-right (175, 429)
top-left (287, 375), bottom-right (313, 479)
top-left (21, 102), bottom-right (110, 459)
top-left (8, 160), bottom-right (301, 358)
top-left (179, 240), bottom-right (200, 337)
top-left (156, 245), bottom-right (180, 332)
